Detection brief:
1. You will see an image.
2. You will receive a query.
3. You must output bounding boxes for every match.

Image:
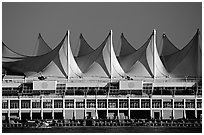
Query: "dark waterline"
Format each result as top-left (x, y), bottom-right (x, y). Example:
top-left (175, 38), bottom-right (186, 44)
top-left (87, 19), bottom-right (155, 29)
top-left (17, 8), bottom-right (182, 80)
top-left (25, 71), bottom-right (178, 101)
top-left (2, 126), bottom-right (202, 133)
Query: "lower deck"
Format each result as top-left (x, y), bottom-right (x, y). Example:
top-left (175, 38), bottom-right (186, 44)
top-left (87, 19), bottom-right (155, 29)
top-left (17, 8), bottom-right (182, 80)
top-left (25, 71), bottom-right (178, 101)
top-left (2, 95), bottom-right (202, 121)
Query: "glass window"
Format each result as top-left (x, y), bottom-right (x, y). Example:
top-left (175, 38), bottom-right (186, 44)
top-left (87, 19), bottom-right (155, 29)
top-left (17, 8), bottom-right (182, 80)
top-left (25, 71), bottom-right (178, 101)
top-left (54, 100), bottom-right (63, 108)
top-left (21, 100), bottom-right (31, 108)
top-left (87, 99), bottom-right (96, 108)
top-left (65, 100), bottom-right (74, 108)
top-left (97, 99), bottom-right (107, 108)
top-left (108, 99), bottom-right (118, 108)
top-left (163, 99), bottom-right (172, 108)
top-left (32, 101), bottom-right (41, 108)
top-left (130, 99), bottom-right (140, 108)
top-left (185, 99), bottom-right (195, 108)
top-left (76, 101), bottom-right (85, 108)
top-left (174, 100), bottom-right (184, 108)
top-left (43, 100), bottom-right (52, 108)
top-left (10, 100), bottom-right (19, 109)
top-left (141, 99), bottom-right (150, 108)
top-left (197, 99), bottom-right (202, 108)
top-left (119, 99), bottom-right (128, 108)
top-left (152, 99), bottom-right (162, 108)
top-left (2, 100), bottom-right (8, 109)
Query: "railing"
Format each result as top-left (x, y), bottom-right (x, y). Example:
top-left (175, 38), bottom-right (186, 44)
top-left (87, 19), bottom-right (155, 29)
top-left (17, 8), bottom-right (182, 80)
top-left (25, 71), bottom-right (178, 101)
top-left (2, 77), bottom-right (201, 84)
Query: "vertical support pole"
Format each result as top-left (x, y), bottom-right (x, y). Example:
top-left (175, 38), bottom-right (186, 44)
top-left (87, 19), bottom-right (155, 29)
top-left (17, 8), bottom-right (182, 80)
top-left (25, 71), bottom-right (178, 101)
top-left (172, 98), bottom-right (174, 120)
top-left (63, 96), bottom-right (65, 119)
top-left (128, 97), bottom-right (130, 119)
top-left (195, 99), bottom-right (197, 119)
top-left (110, 30), bottom-right (112, 82)
top-left (153, 29), bottom-right (156, 79)
top-left (41, 96), bottom-right (43, 120)
top-left (8, 99), bottom-right (10, 121)
top-left (19, 97), bottom-right (21, 120)
top-left (183, 99), bottom-right (186, 119)
top-left (161, 99), bottom-right (163, 119)
top-left (117, 99), bottom-right (119, 119)
top-left (84, 95), bottom-right (87, 119)
top-left (30, 99), bottom-right (32, 120)
top-left (73, 99), bottom-right (76, 119)
top-left (150, 98), bottom-right (153, 119)
top-left (52, 99), bottom-right (54, 119)
top-left (106, 98), bottom-right (108, 119)
top-left (95, 98), bottom-right (98, 119)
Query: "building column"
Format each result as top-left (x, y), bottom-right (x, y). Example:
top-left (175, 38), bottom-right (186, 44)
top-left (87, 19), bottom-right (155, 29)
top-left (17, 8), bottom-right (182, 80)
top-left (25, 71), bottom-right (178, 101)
top-left (41, 96), bottom-right (43, 119)
top-left (84, 97), bottom-right (87, 119)
top-left (52, 99), bottom-right (54, 119)
top-left (73, 99), bottom-right (76, 119)
top-left (106, 98), bottom-right (108, 118)
top-left (161, 99), bottom-right (163, 119)
top-left (30, 110), bottom-right (32, 120)
top-left (150, 98), bottom-right (153, 119)
top-left (183, 99), bottom-right (186, 119)
top-left (95, 98), bottom-right (98, 119)
top-left (30, 99), bottom-right (32, 120)
top-left (195, 99), bottom-right (197, 119)
top-left (19, 97), bottom-right (21, 120)
top-left (128, 97), bottom-right (130, 119)
top-left (117, 99), bottom-right (119, 119)
top-left (8, 99), bottom-right (10, 120)
top-left (172, 98), bottom-right (174, 120)
top-left (63, 97), bottom-right (65, 119)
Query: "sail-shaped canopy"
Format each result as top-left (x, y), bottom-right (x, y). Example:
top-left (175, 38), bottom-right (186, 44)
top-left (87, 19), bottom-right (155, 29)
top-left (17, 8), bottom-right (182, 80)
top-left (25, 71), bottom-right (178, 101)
top-left (161, 30), bottom-right (202, 78)
top-left (119, 33), bottom-right (136, 56)
top-left (118, 30), bottom-right (169, 78)
top-left (75, 33), bottom-right (110, 78)
top-left (2, 35), bottom-right (66, 77)
top-left (2, 42), bottom-right (28, 63)
top-left (33, 33), bottom-right (67, 78)
top-left (158, 34), bottom-right (180, 56)
top-left (75, 31), bottom-right (126, 79)
top-left (77, 34), bottom-right (94, 57)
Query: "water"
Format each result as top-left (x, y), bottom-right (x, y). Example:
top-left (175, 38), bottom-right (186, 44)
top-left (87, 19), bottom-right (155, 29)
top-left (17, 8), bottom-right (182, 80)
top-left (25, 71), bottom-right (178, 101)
top-left (2, 126), bottom-right (202, 133)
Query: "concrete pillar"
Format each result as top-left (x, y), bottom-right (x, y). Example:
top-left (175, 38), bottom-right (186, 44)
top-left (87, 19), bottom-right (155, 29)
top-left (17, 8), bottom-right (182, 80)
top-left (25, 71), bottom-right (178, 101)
top-left (117, 99), bottom-right (119, 119)
top-left (183, 99), bottom-right (186, 119)
top-left (52, 99), bottom-right (54, 119)
top-left (172, 98), bottom-right (174, 120)
top-left (150, 98), bottom-right (153, 119)
top-left (8, 99), bottom-right (10, 109)
top-left (30, 110), bottom-right (32, 120)
top-left (161, 99), bottom-right (163, 119)
top-left (30, 99), bottom-right (32, 120)
top-left (73, 99), bottom-right (76, 119)
top-left (195, 99), bottom-right (197, 118)
top-left (95, 98), bottom-right (98, 119)
top-left (63, 97), bottom-right (65, 119)
top-left (19, 98), bottom-right (21, 120)
top-left (7, 99), bottom-right (10, 120)
top-left (84, 97), bottom-right (87, 119)
top-left (106, 98), bottom-right (108, 118)
top-left (139, 99), bottom-right (141, 108)
top-left (41, 96), bottom-right (43, 119)
top-left (128, 97), bottom-right (130, 119)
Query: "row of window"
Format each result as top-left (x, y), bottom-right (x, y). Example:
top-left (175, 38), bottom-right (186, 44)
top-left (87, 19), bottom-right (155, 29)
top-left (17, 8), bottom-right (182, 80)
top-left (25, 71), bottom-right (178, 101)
top-left (3, 89), bottom-right (202, 96)
top-left (2, 99), bottom-right (202, 109)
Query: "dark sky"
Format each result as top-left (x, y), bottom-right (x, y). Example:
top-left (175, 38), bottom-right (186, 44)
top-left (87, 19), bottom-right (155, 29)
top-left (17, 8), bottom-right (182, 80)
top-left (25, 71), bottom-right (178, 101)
top-left (2, 2), bottom-right (202, 56)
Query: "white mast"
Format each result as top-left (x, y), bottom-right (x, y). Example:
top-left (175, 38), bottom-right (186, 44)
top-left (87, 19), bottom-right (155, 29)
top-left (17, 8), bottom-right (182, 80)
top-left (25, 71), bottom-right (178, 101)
top-left (110, 29), bottom-right (113, 81)
top-left (153, 29), bottom-right (157, 79)
top-left (67, 30), bottom-right (70, 80)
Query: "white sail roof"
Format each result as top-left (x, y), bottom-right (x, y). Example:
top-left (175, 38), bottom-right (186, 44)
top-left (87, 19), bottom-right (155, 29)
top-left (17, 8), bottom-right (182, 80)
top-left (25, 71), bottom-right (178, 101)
top-left (75, 31), bottom-right (126, 79)
top-left (118, 30), bottom-right (169, 79)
